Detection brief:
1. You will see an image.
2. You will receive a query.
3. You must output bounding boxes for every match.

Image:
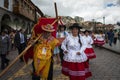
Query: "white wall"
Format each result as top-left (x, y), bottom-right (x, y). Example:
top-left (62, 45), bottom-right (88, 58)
top-left (0, 0), bottom-right (13, 12)
top-left (9, 0), bottom-right (13, 11)
top-left (0, 0), bottom-right (4, 7)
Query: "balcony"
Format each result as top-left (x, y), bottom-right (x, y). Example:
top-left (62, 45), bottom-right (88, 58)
top-left (13, 4), bottom-right (35, 21)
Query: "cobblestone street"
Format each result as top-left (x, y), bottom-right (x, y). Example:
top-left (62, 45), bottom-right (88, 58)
top-left (0, 47), bottom-right (120, 80)
top-left (0, 0), bottom-right (120, 80)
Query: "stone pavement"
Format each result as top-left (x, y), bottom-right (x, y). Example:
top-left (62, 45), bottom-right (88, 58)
top-left (88, 47), bottom-right (120, 80)
top-left (0, 50), bottom-right (25, 80)
top-left (103, 40), bottom-right (120, 53)
top-left (1, 47), bottom-right (120, 80)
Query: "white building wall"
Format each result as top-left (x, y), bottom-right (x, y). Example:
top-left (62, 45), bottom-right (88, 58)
top-left (0, 0), bottom-right (4, 7)
top-left (0, 0), bottom-right (13, 12)
top-left (9, 0), bottom-right (13, 11)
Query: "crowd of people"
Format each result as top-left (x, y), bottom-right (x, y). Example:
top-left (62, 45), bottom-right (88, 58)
top-left (106, 29), bottom-right (120, 46)
top-left (28, 23), bottom-right (97, 80)
top-left (0, 29), bottom-right (27, 69)
top-left (0, 22), bottom-right (120, 80)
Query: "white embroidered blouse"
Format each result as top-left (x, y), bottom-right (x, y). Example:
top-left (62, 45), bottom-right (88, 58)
top-left (61, 34), bottom-right (88, 63)
top-left (95, 34), bottom-right (105, 41)
top-left (83, 35), bottom-right (93, 48)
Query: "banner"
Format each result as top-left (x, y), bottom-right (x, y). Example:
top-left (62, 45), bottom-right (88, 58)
top-left (24, 18), bottom-right (58, 63)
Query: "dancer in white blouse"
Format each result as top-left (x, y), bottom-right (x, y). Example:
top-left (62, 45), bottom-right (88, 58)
top-left (94, 31), bottom-right (105, 46)
top-left (55, 25), bottom-right (68, 64)
top-left (61, 23), bottom-right (92, 80)
top-left (84, 30), bottom-right (96, 60)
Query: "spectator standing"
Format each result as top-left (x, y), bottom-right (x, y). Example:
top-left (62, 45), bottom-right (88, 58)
top-left (114, 30), bottom-right (118, 44)
top-left (118, 30), bottom-right (120, 41)
top-left (0, 31), bottom-right (10, 70)
top-left (107, 29), bottom-right (114, 46)
top-left (14, 29), bottom-right (27, 62)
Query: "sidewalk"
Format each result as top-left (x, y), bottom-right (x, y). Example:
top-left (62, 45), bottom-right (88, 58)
top-left (103, 40), bottom-right (120, 53)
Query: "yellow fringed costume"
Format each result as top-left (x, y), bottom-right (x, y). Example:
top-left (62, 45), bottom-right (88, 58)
top-left (33, 35), bottom-right (59, 79)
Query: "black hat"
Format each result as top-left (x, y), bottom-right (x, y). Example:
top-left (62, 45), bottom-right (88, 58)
top-left (69, 23), bottom-right (82, 30)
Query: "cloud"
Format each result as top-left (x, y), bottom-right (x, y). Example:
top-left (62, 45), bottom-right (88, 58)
top-left (117, 0), bottom-right (120, 5)
top-left (32, 0), bottom-right (120, 24)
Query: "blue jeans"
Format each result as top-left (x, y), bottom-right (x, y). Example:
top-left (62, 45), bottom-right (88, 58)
top-left (109, 38), bottom-right (114, 46)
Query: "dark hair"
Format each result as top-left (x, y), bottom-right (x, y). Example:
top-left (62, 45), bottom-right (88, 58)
top-left (84, 30), bottom-right (89, 34)
top-left (59, 25), bottom-right (66, 31)
top-left (2, 30), bottom-right (7, 34)
top-left (19, 29), bottom-right (23, 32)
top-left (69, 23), bottom-right (82, 30)
top-left (110, 29), bottom-right (113, 32)
top-left (78, 33), bottom-right (82, 47)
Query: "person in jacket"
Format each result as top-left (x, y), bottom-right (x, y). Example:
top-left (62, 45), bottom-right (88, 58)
top-left (0, 31), bottom-right (10, 70)
top-left (14, 29), bottom-right (27, 62)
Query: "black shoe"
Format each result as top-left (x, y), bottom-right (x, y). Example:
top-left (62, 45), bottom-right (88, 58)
top-left (1, 66), bottom-right (5, 70)
top-left (110, 44), bottom-right (112, 47)
top-left (20, 58), bottom-right (24, 62)
top-left (6, 61), bottom-right (9, 66)
top-left (32, 73), bottom-right (40, 80)
top-left (5, 59), bottom-right (10, 66)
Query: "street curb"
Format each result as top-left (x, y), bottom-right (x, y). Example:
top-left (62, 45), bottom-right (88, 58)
top-left (101, 46), bottom-right (120, 54)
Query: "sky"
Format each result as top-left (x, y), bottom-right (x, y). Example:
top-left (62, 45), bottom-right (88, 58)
top-left (31, 0), bottom-right (120, 24)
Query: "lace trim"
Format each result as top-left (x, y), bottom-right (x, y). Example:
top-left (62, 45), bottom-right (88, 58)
top-left (63, 56), bottom-right (87, 63)
top-left (86, 53), bottom-right (96, 56)
top-left (62, 67), bottom-right (85, 76)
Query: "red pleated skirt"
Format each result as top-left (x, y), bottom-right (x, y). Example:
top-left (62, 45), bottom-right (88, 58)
top-left (94, 39), bottom-right (105, 46)
top-left (84, 48), bottom-right (96, 59)
top-left (62, 61), bottom-right (92, 80)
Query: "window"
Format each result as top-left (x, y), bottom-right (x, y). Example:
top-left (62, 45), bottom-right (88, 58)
top-left (4, 0), bottom-right (9, 8)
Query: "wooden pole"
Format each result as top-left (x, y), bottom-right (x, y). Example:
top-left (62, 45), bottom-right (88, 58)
top-left (54, 2), bottom-right (58, 19)
top-left (0, 3), bottom-right (60, 77)
top-left (0, 18), bottom-right (59, 77)
top-left (0, 36), bottom-right (41, 77)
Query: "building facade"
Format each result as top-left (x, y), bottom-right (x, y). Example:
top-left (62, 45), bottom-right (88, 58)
top-left (0, 0), bottom-right (44, 34)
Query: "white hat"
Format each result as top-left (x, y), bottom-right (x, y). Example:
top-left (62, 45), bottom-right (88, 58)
top-left (80, 29), bottom-right (85, 32)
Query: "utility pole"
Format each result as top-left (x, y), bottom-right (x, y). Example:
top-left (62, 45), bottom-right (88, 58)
top-left (92, 19), bottom-right (96, 32)
top-left (103, 17), bottom-right (105, 24)
top-left (103, 16), bottom-right (105, 33)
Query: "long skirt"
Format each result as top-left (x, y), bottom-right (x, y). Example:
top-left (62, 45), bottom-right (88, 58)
top-left (94, 39), bottom-right (105, 46)
top-left (84, 48), bottom-right (96, 59)
top-left (62, 61), bottom-right (92, 80)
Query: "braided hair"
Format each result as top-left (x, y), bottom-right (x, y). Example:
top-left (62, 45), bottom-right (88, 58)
top-left (78, 30), bottom-right (82, 47)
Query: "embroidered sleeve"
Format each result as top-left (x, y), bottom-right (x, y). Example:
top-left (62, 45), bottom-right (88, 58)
top-left (61, 36), bottom-right (69, 52)
top-left (51, 38), bottom-right (59, 51)
top-left (90, 36), bottom-right (93, 44)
